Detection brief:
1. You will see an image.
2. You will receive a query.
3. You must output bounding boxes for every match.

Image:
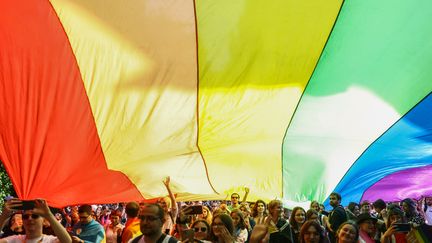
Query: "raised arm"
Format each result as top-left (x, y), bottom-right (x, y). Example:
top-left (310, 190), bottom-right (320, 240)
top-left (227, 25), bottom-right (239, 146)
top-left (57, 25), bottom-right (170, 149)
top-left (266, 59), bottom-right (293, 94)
top-left (163, 176), bottom-right (178, 219)
top-left (33, 199), bottom-right (72, 243)
top-left (242, 187), bottom-right (250, 203)
top-left (0, 199), bottom-right (17, 234)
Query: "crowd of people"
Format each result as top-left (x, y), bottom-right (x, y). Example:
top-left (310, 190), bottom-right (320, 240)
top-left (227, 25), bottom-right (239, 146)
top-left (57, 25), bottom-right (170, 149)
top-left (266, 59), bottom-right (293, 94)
top-left (0, 178), bottom-right (431, 243)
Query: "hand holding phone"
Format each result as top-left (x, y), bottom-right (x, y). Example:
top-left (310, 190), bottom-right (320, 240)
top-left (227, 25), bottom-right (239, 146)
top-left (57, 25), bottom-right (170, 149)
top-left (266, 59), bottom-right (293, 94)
top-left (393, 223), bottom-right (411, 233)
top-left (184, 205), bottom-right (203, 215)
top-left (11, 200), bottom-right (36, 210)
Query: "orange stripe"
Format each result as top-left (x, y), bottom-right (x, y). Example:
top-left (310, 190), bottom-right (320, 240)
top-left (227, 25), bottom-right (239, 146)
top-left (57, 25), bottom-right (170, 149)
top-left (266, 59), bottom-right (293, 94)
top-left (0, 0), bottom-right (142, 207)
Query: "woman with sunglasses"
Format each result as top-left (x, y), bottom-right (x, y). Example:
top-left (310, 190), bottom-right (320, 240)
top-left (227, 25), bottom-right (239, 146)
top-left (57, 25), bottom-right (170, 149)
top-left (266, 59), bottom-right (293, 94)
top-left (190, 220), bottom-right (211, 242)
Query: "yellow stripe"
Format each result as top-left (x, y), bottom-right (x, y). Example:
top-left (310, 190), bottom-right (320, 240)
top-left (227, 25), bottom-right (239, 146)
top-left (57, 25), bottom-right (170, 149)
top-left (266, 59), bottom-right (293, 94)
top-left (196, 0), bottom-right (343, 201)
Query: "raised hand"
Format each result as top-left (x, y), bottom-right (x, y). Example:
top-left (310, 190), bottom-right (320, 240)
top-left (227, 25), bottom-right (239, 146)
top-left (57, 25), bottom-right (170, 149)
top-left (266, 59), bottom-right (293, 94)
top-left (32, 199), bottom-right (52, 218)
top-left (163, 176), bottom-right (170, 187)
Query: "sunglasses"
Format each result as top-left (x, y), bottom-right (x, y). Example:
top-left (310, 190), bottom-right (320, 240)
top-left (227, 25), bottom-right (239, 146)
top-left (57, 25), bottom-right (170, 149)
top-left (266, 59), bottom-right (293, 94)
top-left (23, 214), bottom-right (40, 220)
top-left (194, 227), bottom-right (207, 232)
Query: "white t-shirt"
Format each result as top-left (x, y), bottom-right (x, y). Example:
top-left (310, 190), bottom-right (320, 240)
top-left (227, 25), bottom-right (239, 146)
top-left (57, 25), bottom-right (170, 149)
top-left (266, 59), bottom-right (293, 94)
top-left (1, 234), bottom-right (59, 243)
top-left (425, 205), bottom-right (432, 225)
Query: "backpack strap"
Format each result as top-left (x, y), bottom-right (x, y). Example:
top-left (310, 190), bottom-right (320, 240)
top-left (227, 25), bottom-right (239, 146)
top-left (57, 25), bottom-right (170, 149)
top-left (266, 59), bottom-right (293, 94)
top-left (131, 235), bottom-right (143, 243)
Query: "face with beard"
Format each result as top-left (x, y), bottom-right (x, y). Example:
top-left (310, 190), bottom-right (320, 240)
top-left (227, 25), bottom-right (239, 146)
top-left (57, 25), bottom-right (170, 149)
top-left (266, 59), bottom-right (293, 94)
top-left (329, 195), bottom-right (340, 208)
top-left (139, 205), bottom-right (164, 237)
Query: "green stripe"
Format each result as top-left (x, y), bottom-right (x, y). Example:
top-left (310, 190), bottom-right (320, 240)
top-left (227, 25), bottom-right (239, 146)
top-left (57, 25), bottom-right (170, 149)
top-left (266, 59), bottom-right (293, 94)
top-left (282, 0), bottom-right (432, 202)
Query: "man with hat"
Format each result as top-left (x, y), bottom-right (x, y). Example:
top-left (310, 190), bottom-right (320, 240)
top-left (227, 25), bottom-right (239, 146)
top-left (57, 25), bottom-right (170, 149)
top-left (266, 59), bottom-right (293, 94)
top-left (357, 213), bottom-right (378, 243)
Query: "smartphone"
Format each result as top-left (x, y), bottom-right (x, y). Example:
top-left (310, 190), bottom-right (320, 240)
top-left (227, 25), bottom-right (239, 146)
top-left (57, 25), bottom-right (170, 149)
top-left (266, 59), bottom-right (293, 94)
top-left (185, 205), bottom-right (203, 215)
top-left (393, 223), bottom-right (411, 232)
top-left (12, 200), bottom-right (36, 210)
top-left (181, 229), bottom-right (194, 242)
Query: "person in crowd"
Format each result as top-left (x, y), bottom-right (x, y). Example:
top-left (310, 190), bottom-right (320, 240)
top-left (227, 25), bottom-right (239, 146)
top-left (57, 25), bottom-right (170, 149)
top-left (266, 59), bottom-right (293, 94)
top-left (400, 198), bottom-right (425, 227)
top-left (422, 196), bottom-right (432, 225)
top-left (239, 203), bottom-right (255, 232)
top-left (129, 203), bottom-right (178, 243)
top-left (0, 213), bottom-right (24, 237)
top-left (157, 176), bottom-right (178, 235)
top-left (171, 206), bottom-right (192, 241)
top-left (213, 204), bottom-right (230, 217)
top-left (310, 201), bottom-right (329, 229)
top-left (209, 213), bottom-right (235, 243)
top-left (190, 219), bottom-right (211, 242)
top-left (104, 209), bottom-right (124, 243)
top-left (198, 206), bottom-right (213, 226)
top-left (230, 209), bottom-right (248, 243)
top-left (71, 204), bottom-right (105, 243)
top-left (121, 201), bottom-right (141, 243)
top-left (228, 193), bottom-right (241, 213)
top-left (328, 193), bottom-right (347, 243)
top-left (251, 200), bottom-right (267, 225)
top-left (371, 199), bottom-right (387, 242)
top-left (306, 209), bottom-right (329, 238)
top-left (299, 220), bottom-right (328, 243)
top-left (290, 207), bottom-right (306, 243)
top-left (356, 213), bottom-right (377, 243)
top-left (359, 201), bottom-right (372, 215)
top-left (228, 188), bottom-right (250, 212)
top-left (380, 206), bottom-right (408, 243)
top-left (267, 200), bottom-right (293, 243)
top-left (0, 198), bottom-right (72, 243)
top-left (335, 221), bottom-right (359, 243)
top-left (98, 206), bottom-right (111, 227)
top-left (345, 203), bottom-right (359, 221)
top-left (66, 212), bottom-right (80, 233)
top-left (372, 200), bottom-right (387, 222)
top-left (319, 205), bottom-right (329, 217)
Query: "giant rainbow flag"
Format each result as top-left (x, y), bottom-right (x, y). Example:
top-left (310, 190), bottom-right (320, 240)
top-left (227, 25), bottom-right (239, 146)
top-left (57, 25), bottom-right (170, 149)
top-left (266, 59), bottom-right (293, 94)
top-left (1, 0), bottom-right (432, 207)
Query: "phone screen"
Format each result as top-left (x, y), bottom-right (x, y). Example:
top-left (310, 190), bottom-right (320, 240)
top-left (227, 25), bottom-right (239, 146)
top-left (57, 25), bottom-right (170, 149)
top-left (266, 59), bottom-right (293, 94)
top-left (11, 200), bottom-right (36, 210)
top-left (185, 205), bottom-right (203, 215)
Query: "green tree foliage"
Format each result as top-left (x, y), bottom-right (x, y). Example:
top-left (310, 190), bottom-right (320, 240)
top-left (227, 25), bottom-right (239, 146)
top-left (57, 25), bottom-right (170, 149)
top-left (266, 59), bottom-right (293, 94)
top-left (0, 160), bottom-right (16, 209)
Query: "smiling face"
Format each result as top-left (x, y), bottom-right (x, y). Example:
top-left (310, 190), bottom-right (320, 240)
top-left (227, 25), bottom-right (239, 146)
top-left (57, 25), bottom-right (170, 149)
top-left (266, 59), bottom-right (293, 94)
top-left (311, 202), bottom-right (320, 212)
top-left (294, 209), bottom-right (306, 224)
top-left (337, 224), bottom-right (358, 243)
top-left (359, 219), bottom-right (376, 234)
top-left (231, 193), bottom-right (240, 206)
top-left (257, 202), bottom-right (265, 214)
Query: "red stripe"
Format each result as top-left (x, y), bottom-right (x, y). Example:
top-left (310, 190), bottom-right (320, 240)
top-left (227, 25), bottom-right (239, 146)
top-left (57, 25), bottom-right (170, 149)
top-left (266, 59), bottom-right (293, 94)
top-left (0, 0), bottom-right (143, 207)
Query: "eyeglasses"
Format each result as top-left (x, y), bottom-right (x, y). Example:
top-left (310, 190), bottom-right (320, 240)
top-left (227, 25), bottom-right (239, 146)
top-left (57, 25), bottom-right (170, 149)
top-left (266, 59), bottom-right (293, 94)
top-left (23, 214), bottom-right (40, 220)
top-left (194, 227), bottom-right (207, 232)
top-left (231, 197), bottom-right (239, 199)
top-left (139, 215), bottom-right (160, 221)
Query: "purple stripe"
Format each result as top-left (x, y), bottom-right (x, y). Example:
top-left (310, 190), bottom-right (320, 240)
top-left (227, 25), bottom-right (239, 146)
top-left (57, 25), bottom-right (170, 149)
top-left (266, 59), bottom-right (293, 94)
top-left (362, 165), bottom-right (432, 202)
